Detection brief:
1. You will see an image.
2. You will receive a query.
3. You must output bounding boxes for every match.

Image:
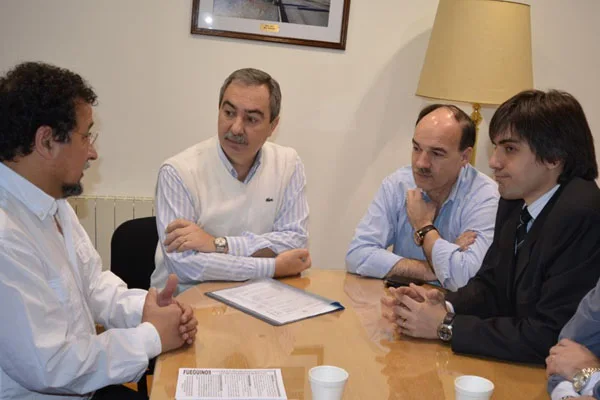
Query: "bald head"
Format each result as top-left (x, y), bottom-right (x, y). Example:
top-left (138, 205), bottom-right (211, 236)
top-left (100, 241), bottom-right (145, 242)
top-left (415, 104), bottom-right (475, 151)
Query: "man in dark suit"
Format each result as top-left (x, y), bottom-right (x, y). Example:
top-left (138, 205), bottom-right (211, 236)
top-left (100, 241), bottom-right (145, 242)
top-left (381, 89), bottom-right (600, 364)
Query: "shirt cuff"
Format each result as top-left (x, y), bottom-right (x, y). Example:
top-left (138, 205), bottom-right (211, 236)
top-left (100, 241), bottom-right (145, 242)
top-left (445, 301), bottom-right (455, 313)
top-left (357, 251), bottom-right (401, 279)
top-left (138, 321), bottom-right (162, 359)
top-left (551, 381), bottom-right (579, 400)
top-left (582, 372), bottom-right (600, 396)
top-left (255, 257), bottom-right (276, 278)
top-left (226, 236), bottom-right (249, 257)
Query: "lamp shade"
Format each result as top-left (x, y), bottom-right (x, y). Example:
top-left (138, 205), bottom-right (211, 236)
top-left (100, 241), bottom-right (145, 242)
top-left (416, 0), bottom-right (533, 105)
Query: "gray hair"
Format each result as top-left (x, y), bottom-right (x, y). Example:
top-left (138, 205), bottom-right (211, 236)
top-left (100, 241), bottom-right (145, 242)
top-left (218, 68), bottom-right (282, 122)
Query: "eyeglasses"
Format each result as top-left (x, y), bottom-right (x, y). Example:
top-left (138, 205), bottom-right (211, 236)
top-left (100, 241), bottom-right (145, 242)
top-left (75, 131), bottom-right (99, 146)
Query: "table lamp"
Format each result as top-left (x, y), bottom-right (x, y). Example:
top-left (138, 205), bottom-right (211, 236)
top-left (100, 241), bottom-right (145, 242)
top-left (416, 0), bottom-right (533, 164)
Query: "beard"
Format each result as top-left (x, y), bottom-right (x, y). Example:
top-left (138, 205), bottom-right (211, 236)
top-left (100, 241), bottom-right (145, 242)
top-left (61, 182), bottom-right (83, 198)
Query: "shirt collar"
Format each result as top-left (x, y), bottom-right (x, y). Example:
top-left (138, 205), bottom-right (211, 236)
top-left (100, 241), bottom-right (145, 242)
top-left (423, 165), bottom-right (467, 206)
top-left (526, 184), bottom-right (561, 221)
top-left (0, 162), bottom-right (58, 220)
top-left (216, 141), bottom-right (263, 183)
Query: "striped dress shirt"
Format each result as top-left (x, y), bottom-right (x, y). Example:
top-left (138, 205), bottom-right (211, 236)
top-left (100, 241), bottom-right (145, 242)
top-left (155, 144), bottom-right (309, 286)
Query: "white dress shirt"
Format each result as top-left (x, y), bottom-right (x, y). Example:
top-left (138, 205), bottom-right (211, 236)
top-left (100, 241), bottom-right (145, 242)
top-left (0, 163), bottom-right (161, 399)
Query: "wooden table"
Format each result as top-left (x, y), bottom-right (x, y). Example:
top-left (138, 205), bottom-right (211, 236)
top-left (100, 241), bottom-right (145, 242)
top-left (150, 270), bottom-right (547, 399)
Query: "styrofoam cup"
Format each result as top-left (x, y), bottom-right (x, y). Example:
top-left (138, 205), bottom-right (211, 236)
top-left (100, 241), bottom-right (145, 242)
top-left (454, 375), bottom-right (494, 400)
top-left (308, 365), bottom-right (349, 400)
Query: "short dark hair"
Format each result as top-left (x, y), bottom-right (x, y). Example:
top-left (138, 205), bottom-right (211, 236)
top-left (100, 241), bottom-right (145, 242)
top-left (489, 89), bottom-right (598, 183)
top-left (415, 104), bottom-right (476, 151)
top-left (0, 61), bottom-right (97, 162)
top-left (218, 68), bottom-right (281, 122)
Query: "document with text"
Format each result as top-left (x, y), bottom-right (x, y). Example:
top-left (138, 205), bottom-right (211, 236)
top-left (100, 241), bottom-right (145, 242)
top-left (175, 368), bottom-right (287, 400)
top-left (205, 278), bottom-right (344, 326)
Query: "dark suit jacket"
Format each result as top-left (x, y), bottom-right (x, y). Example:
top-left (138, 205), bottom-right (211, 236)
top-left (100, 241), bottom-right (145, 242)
top-left (446, 178), bottom-right (600, 364)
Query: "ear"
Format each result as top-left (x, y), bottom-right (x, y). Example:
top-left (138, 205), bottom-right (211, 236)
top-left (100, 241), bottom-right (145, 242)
top-left (460, 147), bottom-right (473, 166)
top-left (33, 126), bottom-right (60, 160)
top-left (268, 116), bottom-right (280, 137)
top-left (545, 159), bottom-right (563, 171)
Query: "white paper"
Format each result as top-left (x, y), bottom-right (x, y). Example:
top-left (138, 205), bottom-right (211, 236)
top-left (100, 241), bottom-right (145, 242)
top-left (175, 368), bottom-right (287, 400)
top-left (212, 279), bottom-right (339, 324)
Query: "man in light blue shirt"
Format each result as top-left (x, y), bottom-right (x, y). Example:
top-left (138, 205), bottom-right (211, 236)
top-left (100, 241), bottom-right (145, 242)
top-left (346, 104), bottom-right (499, 291)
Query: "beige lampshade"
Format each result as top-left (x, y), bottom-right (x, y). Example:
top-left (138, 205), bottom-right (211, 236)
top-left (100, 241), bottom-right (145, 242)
top-left (416, 0), bottom-right (533, 105)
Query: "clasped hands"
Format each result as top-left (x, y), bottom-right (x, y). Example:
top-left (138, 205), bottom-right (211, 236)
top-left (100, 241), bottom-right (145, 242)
top-left (381, 283), bottom-right (447, 340)
top-left (142, 274), bottom-right (198, 353)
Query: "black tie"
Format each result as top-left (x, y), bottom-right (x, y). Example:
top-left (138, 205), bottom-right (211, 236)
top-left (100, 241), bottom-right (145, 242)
top-left (515, 206), bottom-right (533, 254)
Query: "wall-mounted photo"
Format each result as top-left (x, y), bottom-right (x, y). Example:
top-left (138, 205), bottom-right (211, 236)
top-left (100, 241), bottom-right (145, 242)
top-left (191, 0), bottom-right (351, 49)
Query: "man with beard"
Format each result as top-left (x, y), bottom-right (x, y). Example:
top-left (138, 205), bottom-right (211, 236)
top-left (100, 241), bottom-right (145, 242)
top-left (382, 90), bottom-right (600, 364)
top-left (346, 105), bottom-right (499, 291)
top-left (151, 68), bottom-right (311, 293)
top-left (0, 62), bottom-right (198, 399)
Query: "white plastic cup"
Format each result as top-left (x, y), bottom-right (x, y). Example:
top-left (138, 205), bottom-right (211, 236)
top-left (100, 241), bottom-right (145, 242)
top-left (308, 365), bottom-right (349, 400)
top-left (454, 375), bottom-right (495, 400)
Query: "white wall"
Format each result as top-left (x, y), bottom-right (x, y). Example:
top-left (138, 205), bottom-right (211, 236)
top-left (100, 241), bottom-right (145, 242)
top-left (1, 0), bottom-right (599, 270)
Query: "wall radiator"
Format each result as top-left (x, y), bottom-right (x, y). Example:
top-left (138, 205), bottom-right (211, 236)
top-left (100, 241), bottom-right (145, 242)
top-left (67, 195), bottom-right (155, 270)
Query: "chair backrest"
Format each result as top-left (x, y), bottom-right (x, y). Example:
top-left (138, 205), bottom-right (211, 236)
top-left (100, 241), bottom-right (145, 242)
top-left (110, 216), bottom-right (158, 290)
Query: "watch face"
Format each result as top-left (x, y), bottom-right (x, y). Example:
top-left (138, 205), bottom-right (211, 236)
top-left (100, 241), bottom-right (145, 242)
top-left (413, 231), bottom-right (422, 246)
top-left (438, 325), bottom-right (453, 342)
top-left (573, 371), bottom-right (586, 392)
top-left (215, 237), bottom-right (227, 247)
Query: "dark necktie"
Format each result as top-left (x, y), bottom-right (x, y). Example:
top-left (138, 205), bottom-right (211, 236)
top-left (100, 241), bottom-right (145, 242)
top-left (515, 206), bottom-right (533, 254)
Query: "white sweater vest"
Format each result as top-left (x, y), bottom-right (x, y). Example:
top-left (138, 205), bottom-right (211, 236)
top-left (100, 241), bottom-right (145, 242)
top-left (152, 137), bottom-right (297, 289)
top-left (165, 137), bottom-right (298, 236)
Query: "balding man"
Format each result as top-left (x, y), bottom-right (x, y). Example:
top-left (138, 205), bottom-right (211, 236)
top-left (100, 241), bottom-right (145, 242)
top-left (346, 104), bottom-right (499, 291)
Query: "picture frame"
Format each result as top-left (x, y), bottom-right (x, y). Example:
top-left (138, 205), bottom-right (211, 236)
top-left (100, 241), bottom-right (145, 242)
top-left (191, 0), bottom-right (351, 50)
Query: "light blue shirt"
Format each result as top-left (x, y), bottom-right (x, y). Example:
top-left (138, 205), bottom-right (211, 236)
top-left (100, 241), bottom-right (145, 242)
top-left (154, 142), bottom-right (309, 288)
top-left (346, 164), bottom-right (499, 291)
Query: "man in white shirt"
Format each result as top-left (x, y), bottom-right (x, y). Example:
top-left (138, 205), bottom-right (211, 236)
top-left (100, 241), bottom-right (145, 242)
top-left (151, 68), bottom-right (311, 293)
top-left (0, 62), bottom-right (198, 399)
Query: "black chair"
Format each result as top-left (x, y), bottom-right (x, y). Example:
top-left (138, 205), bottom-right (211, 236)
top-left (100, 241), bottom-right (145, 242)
top-left (110, 216), bottom-right (158, 290)
top-left (110, 216), bottom-right (158, 398)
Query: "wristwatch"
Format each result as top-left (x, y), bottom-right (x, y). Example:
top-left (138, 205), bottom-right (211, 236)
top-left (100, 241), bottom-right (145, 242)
top-left (214, 237), bottom-right (228, 254)
top-left (414, 224), bottom-right (437, 247)
top-left (573, 367), bottom-right (600, 393)
top-left (437, 311), bottom-right (455, 342)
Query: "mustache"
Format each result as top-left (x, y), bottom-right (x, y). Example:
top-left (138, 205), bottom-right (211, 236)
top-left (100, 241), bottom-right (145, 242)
top-left (414, 168), bottom-right (432, 176)
top-left (84, 161), bottom-right (91, 170)
top-left (224, 131), bottom-right (248, 145)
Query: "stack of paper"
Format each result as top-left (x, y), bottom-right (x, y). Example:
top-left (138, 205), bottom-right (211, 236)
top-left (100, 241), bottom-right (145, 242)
top-left (175, 368), bottom-right (287, 400)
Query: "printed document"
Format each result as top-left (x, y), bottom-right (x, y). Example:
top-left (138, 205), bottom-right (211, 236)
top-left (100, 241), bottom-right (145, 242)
top-left (205, 278), bottom-right (344, 325)
top-left (175, 368), bottom-right (287, 400)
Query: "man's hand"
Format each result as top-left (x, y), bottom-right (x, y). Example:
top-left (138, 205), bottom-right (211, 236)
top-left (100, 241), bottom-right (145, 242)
top-left (381, 286), bottom-right (425, 325)
top-left (455, 231), bottom-right (477, 252)
top-left (164, 219), bottom-right (216, 253)
top-left (393, 284), bottom-right (446, 339)
top-left (546, 338), bottom-right (600, 379)
top-left (274, 249), bottom-right (311, 278)
top-left (156, 274), bottom-right (198, 345)
top-left (142, 288), bottom-right (185, 353)
top-left (406, 188), bottom-right (436, 230)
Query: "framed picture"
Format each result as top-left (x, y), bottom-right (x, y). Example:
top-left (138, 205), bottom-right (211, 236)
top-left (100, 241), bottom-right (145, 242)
top-left (191, 0), bottom-right (351, 50)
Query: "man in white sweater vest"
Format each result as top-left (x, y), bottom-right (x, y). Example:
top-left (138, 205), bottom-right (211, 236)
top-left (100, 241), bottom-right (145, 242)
top-left (151, 68), bottom-right (311, 293)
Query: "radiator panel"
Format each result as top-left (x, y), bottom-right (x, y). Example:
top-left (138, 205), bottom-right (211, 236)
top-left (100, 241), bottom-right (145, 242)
top-left (67, 196), bottom-right (155, 270)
